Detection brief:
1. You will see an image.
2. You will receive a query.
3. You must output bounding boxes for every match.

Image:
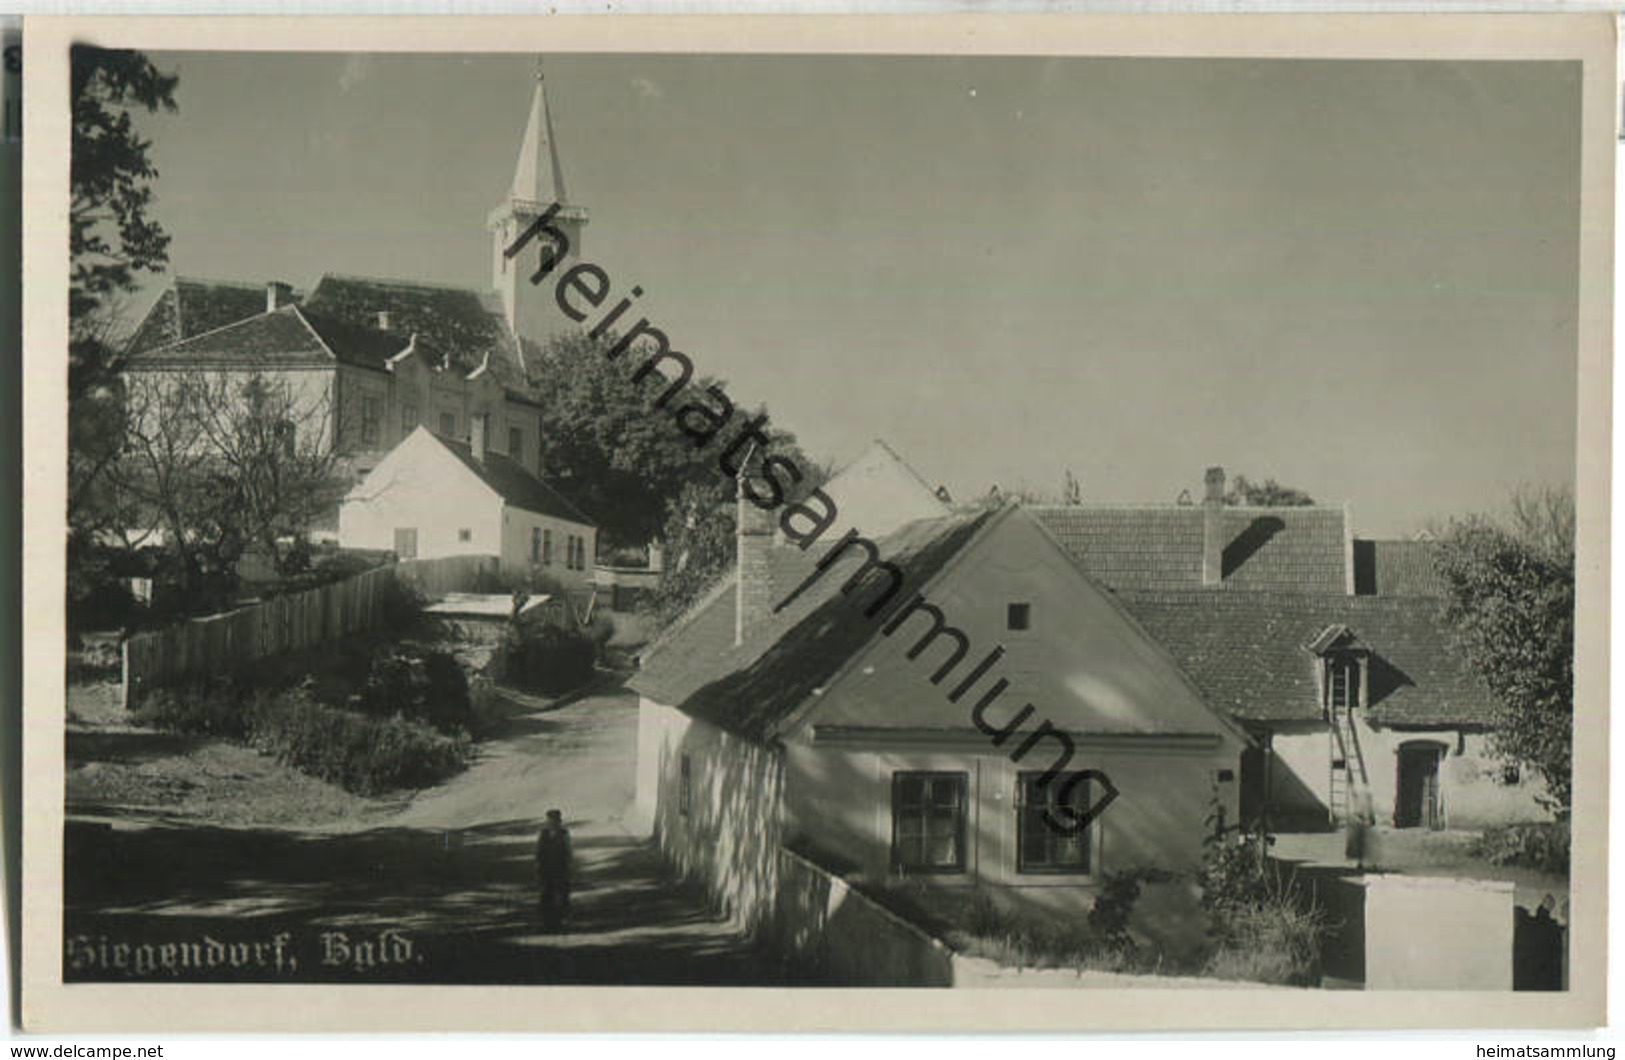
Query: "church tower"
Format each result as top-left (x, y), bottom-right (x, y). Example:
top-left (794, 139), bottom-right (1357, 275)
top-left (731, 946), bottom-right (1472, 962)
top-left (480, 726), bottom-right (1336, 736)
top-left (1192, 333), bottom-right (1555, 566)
top-left (488, 61), bottom-right (588, 351)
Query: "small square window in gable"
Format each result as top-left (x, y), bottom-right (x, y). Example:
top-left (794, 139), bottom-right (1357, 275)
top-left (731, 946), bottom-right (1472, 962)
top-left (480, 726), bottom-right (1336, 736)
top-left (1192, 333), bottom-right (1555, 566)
top-left (1007, 602), bottom-right (1032, 631)
top-left (458, 528), bottom-right (472, 543)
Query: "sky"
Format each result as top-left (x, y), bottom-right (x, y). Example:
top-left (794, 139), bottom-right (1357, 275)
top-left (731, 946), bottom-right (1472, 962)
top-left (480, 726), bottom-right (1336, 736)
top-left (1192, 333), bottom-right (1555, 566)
top-left (134, 51), bottom-right (1582, 537)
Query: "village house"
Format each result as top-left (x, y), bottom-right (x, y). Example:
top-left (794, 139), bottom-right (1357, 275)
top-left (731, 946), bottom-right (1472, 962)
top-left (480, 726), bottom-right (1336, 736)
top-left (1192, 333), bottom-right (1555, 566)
top-left (120, 67), bottom-right (587, 484)
top-left (632, 458), bottom-right (1254, 953)
top-left (338, 424), bottom-right (596, 588)
top-left (1028, 465), bottom-right (1551, 832)
top-left (630, 444), bottom-right (1550, 954)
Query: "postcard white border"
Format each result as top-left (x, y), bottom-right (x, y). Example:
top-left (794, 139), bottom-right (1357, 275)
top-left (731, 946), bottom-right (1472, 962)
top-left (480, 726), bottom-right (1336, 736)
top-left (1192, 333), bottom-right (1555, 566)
top-left (19, 12), bottom-right (1615, 1033)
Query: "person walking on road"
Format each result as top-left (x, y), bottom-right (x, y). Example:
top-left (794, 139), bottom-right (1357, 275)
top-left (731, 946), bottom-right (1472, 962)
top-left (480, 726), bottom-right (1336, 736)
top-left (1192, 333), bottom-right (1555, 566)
top-left (535, 809), bottom-right (572, 931)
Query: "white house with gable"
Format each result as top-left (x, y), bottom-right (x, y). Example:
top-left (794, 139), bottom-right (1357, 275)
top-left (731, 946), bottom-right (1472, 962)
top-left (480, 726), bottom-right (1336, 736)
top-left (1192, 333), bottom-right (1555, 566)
top-left (339, 421), bottom-right (597, 588)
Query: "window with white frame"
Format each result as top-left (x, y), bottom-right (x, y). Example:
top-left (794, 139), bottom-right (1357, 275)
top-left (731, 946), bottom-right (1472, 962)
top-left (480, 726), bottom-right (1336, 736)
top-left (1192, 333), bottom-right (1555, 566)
top-left (891, 771), bottom-right (968, 874)
top-left (1017, 772), bottom-right (1092, 874)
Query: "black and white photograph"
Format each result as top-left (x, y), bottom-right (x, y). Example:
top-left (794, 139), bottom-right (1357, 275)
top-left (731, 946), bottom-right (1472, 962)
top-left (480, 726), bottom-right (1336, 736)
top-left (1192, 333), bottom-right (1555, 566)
top-left (19, 14), bottom-right (1613, 1033)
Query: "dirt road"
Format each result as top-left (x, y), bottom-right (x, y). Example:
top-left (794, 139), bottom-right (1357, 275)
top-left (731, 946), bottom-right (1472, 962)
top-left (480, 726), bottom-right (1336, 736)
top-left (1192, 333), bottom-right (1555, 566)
top-left (64, 679), bottom-right (789, 986)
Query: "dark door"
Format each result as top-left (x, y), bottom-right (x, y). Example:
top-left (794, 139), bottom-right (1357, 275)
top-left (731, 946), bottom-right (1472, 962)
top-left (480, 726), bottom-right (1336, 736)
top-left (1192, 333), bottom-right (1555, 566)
top-left (393, 527), bottom-right (418, 560)
top-left (1395, 744), bottom-right (1443, 829)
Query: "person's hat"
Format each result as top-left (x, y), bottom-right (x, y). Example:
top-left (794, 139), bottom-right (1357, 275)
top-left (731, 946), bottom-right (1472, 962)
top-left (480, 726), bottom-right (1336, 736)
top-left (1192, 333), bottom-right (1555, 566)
top-left (546, 809), bottom-right (563, 821)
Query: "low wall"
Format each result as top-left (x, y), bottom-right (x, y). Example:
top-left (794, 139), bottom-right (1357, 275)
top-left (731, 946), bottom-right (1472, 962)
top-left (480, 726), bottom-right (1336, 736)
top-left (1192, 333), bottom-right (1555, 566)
top-left (764, 848), bottom-right (955, 987)
top-left (1292, 863), bottom-right (1517, 989)
top-left (1364, 874), bottom-right (1514, 990)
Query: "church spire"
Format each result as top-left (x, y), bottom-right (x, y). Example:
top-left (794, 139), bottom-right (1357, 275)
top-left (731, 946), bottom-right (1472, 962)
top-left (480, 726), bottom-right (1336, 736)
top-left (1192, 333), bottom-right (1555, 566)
top-left (488, 59), bottom-right (589, 349)
top-left (509, 59), bottom-right (571, 208)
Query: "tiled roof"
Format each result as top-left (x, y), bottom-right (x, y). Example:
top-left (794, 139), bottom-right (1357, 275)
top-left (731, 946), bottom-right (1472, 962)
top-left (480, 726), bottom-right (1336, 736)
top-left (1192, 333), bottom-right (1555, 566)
top-left (124, 305), bottom-right (409, 371)
top-left (430, 432), bottom-right (594, 527)
top-left (1030, 505), bottom-right (1348, 593)
top-left (126, 277), bottom-right (285, 356)
top-left (630, 510), bottom-right (995, 741)
top-left (303, 274), bottom-right (530, 388)
top-left (1353, 539), bottom-right (1447, 597)
top-left (1116, 591), bottom-right (1493, 727)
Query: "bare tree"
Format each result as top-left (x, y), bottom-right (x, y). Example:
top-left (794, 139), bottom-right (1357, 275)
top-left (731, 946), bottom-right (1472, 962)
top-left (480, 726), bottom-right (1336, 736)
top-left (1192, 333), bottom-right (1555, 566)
top-left (108, 368), bottom-right (348, 589)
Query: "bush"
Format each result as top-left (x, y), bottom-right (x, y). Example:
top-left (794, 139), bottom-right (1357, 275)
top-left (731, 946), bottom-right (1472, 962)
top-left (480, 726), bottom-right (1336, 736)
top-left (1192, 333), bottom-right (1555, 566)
top-left (358, 646), bottom-right (470, 734)
top-left (133, 681), bottom-right (469, 794)
top-left (131, 680), bottom-right (250, 739)
top-left (1470, 820), bottom-right (1570, 876)
top-left (499, 622), bottom-right (596, 694)
top-left (1198, 826), bottom-right (1327, 986)
top-left (244, 689), bottom-right (469, 794)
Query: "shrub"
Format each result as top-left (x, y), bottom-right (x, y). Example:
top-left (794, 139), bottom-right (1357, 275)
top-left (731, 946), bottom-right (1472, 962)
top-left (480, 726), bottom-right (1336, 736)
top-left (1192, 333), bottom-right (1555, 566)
top-left (499, 622), bottom-right (596, 694)
top-left (134, 682), bottom-right (468, 794)
top-left (1087, 868), bottom-right (1172, 952)
top-left (244, 688), bottom-right (468, 794)
top-left (131, 680), bottom-right (249, 739)
top-left (358, 646), bottom-right (470, 734)
top-left (1198, 826), bottom-right (1327, 985)
top-left (1197, 830), bottom-right (1275, 922)
top-left (1470, 820), bottom-right (1570, 876)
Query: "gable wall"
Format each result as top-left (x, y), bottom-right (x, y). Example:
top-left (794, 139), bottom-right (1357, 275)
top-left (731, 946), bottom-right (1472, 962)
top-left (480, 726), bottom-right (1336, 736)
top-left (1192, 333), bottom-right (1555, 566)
top-left (337, 432), bottom-right (502, 558)
top-left (805, 511), bottom-right (1243, 742)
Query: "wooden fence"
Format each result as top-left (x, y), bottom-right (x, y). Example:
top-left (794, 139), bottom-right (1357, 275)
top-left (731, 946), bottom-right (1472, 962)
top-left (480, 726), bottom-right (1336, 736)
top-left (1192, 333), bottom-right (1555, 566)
top-left (120, 554), bottom-right (499, 708)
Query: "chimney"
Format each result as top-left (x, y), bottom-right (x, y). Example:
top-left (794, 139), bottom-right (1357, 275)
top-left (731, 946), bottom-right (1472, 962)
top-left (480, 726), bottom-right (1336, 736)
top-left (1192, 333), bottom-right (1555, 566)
top-left (734, 485), bottom-right (777, 647)
top-left (470, 412), bottom-right (488, 463)
top-left (266, 281), bottom-right (293, 312)
top-left (1202, 466), bottom-right (1225, 587)
top-left (375, 310), bottom-right (393, 331)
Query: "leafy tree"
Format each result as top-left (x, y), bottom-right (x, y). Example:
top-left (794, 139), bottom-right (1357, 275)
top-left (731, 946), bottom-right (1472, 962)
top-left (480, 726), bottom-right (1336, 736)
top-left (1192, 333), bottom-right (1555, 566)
top-left (1225, 474), bottom-right (1314, 507)
top-left (526, 329), bottom-right (825, 617)
top-left (70, 46), bottom-right (177, 342)
top-left (67, 47), bottom-right (177, 618)
top-left (1434, 484), bottom-right (1574, 811)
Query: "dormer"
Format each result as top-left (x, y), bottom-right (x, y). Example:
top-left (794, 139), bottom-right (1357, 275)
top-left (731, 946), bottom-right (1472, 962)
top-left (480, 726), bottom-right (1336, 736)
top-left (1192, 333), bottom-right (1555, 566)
top-left (1305, 623), bottom-right (1370, 718)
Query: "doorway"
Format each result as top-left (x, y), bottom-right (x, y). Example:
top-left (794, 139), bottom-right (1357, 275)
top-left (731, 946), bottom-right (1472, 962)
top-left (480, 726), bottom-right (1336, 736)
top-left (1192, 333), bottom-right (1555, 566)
top-left (1395, 742), bottom-right (1444, 829)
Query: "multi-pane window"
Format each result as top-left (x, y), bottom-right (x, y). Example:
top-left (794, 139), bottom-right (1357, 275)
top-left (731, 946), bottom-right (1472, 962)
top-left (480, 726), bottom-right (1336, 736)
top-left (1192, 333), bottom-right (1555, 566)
top-left (361, 397), bottom-right (382, 447)
top-left (1007, 602), bottom-right (1031, 631)
top-left (532, 527), bottom-right (542, 563)
top-left (891, 772), bottom-right (968, 873)
top-left (542, 529), bottom-right (553, 565)
top-left (509, 427), bottom-right (523, 457)
top-left (401, 403), bottom-right (418, 436)
top-left (1017, 772), bottom-right (1092, 874)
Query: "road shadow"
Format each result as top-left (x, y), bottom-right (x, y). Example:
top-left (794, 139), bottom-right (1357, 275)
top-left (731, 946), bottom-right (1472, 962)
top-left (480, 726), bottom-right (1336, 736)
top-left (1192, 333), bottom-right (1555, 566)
top-left (63, 817), bottom-right (790, 985)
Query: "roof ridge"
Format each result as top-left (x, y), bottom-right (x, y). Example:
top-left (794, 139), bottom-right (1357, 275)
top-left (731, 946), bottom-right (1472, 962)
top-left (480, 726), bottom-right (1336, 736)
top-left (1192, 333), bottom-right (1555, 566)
top-left (172, 274), bottom-right (275, 291)
top-left (134, 303), bottom-right (309, 357)
top-left (315, 271), bottom-right (495, 298)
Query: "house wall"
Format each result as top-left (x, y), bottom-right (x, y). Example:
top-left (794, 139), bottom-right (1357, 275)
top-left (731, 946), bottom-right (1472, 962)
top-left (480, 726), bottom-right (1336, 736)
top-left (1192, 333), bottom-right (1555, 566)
top-left (499, 507), bottom-right (597, 588)
top-left (124, 367), bottom-right (338, 454)
top-left (634, 698), bottom-right (787, 931)
top-left (782, 733), bottom-right (1238, 957)
top-left (1267, 717), bottom-right (1550, 831)
top-left (337, 433), bottom-right (503, 559)
top-left (369, 352), bottom-right (544, 476)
